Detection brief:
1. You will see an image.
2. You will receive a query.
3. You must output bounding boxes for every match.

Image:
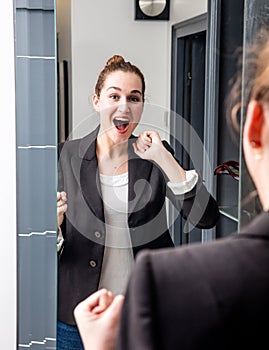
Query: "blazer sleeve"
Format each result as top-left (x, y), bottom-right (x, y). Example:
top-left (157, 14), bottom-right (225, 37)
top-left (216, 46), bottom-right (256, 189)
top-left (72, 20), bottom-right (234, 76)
top-left (116, 251), bottom-right (158, 350)
top-left (162, 141), bottom-right (220, 229)
top-left (170, 176), bottom-right (220, 229)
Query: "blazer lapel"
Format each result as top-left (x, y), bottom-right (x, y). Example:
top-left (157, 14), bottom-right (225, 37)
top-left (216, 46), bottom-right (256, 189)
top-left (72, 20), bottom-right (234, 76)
top-left (77, 127), bottom-right (105, 222)
top-left (80, 158), bottom-right (104, 222)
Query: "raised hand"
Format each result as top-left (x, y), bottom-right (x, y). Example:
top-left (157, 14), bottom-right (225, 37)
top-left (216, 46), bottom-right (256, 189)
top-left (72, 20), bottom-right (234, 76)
top-left (74, 289), bottom-right (124, 350)
top-left (133, 130), bottom-right (164, 160)
top-left (133, 131), bottom-right (186, 182)
top-left (57, 191), bottom-right (67, 228)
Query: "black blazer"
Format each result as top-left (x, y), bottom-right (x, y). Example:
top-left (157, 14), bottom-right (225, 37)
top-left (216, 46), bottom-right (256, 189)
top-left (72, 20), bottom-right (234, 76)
top-left (117, 211), bottom-right (269, 350)
top-left (58, 126), bottom-right (219, 324)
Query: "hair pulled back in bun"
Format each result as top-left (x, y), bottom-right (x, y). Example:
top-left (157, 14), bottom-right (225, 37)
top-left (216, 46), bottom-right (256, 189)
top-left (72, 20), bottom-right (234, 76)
top-left (105, 55), bottom-right (125, 67)
top-left (95, 54), bottom-right (145, 101)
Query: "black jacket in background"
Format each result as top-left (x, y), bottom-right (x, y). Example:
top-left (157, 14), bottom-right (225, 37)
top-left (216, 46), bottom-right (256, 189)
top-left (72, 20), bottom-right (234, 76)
top-left (117, 211), bottom-right (269, 350)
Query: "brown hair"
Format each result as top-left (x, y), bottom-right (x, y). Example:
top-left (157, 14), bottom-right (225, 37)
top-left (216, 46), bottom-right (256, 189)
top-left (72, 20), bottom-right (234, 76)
top-left (227, 29), bottom-right (269, 137)
top-left (94, 55), bottom-right (145, 101)
top-left (250, 37), bottom-right (269, 103)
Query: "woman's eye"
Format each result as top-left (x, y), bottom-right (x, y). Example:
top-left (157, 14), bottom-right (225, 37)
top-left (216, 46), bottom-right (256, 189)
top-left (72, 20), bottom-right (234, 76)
top-left (128, 96), bottom-right (140, 103)
top-left (110, 94), bottom-right (119, 100)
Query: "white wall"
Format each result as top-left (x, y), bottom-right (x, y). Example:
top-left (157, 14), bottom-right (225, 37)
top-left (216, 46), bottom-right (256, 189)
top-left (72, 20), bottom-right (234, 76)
top-left (57, 0), bottom-right (207, 139)
top-left (0, 1), bottom-right (17, 348)
top-left (170, 0), bottom-right (207, 24)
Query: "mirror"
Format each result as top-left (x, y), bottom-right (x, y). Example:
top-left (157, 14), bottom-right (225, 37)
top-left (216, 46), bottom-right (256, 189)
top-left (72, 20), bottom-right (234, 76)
top-left (55, 1), bottom-right (205, 347)
top-left (12, 0), bottom-right (269, 348)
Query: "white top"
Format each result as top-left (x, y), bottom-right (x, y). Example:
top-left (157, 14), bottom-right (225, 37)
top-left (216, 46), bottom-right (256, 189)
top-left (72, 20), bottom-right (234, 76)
top-left (97, 169), bottom-right (198, 295)
top-left (98, 172), bottom-right (134, 295)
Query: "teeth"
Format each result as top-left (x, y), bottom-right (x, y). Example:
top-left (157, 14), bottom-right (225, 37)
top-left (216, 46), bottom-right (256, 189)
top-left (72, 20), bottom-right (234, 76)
top-left (113, 117), bottom-right (129, 130)
top-left (114, 117), bottom-right (129, 122)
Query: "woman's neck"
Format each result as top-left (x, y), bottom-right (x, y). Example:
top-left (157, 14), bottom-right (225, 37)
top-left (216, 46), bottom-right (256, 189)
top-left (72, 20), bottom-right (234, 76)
top-left (96, 134), bottom-right (128, 175)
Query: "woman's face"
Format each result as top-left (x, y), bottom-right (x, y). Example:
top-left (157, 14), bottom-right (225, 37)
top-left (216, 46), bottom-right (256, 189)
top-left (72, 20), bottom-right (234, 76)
top-left (93, 70), bottom-right (144, 144)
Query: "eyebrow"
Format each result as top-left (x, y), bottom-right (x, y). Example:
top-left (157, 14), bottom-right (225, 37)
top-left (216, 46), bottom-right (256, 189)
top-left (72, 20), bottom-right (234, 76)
top-left (106, 86), bottom-right (142, 95)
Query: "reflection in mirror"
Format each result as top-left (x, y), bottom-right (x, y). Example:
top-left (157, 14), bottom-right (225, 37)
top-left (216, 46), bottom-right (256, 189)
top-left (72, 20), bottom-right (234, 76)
top-left (11, 0), bottom-right (269, 348)
top-left (55, 2), bottom-right (222, 348)
top-left (55, 2), bottom-right (215, 348)
top-left (10, 0), bottom-right (269, 349)
top-left (57, 54), bottom-right (220, 348)
top-left (56, 1), bottom-right (183, 346)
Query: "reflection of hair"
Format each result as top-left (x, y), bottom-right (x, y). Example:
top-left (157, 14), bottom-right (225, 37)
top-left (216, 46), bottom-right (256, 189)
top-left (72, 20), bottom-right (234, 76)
top-left (95, 54), bottom-right (145, 101)
top-left (227, 29), bottom-right (269, 139)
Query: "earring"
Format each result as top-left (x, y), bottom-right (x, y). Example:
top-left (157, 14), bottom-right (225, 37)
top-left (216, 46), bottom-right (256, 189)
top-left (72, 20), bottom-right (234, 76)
top-left (250, 141), bottom-right (262, 160)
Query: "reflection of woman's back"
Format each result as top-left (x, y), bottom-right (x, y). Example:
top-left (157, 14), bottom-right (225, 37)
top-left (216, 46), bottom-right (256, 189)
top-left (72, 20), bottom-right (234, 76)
top-left (56, 55), bottom-right (220, 349)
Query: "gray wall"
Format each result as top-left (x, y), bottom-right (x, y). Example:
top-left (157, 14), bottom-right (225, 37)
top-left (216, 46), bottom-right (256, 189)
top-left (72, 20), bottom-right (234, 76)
top-left (0, 2), bottom-right (17, 349)
top-left (15, 0), bottom-right (58, 348)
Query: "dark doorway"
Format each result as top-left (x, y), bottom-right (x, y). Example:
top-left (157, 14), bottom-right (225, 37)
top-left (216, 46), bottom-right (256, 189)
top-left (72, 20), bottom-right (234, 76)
top-left (175, 31), bottom-right (206, 173)
top-left (170, 16), bottom-right (207, 246)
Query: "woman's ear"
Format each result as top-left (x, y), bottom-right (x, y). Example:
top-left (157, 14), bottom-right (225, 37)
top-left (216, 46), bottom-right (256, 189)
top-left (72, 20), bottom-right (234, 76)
top-left (92, 94), bottom-right (100, 112)
top-left (245, 100), bottom-right (264, 149)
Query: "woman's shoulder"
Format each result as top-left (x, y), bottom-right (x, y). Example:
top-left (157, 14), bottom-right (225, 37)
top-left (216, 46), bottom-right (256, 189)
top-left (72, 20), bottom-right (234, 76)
top-left (58, 127), bottom-right (99, 158)
top-left (58, 137), bottom-right (83, 159)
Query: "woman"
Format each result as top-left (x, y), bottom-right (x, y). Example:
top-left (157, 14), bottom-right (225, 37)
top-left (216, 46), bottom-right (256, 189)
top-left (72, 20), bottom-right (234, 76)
top-left (74, 35), bottom-right (269, 350)
top-left (57, 55), bottom-right (219, 348)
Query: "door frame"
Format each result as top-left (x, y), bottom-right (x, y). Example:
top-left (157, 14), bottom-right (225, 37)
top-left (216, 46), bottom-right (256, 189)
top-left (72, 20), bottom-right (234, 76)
top-left (169, 9), bottom-right (220, 243)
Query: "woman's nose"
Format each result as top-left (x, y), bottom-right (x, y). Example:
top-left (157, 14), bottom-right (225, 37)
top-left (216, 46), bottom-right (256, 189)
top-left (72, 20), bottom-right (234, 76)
top-left (118, 101), bottom-right (130, 113)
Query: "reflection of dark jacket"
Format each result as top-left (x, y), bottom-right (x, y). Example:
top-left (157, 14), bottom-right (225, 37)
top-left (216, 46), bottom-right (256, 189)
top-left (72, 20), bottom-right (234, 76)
top-left (58, 126), bottom-right (220, 325)
top-left (117, 211), bottom-right (269, 350)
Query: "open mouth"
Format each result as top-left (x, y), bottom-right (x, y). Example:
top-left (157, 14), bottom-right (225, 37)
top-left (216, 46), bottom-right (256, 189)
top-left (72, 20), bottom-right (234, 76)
top-left (113, 117), bottom-right (130, 132)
